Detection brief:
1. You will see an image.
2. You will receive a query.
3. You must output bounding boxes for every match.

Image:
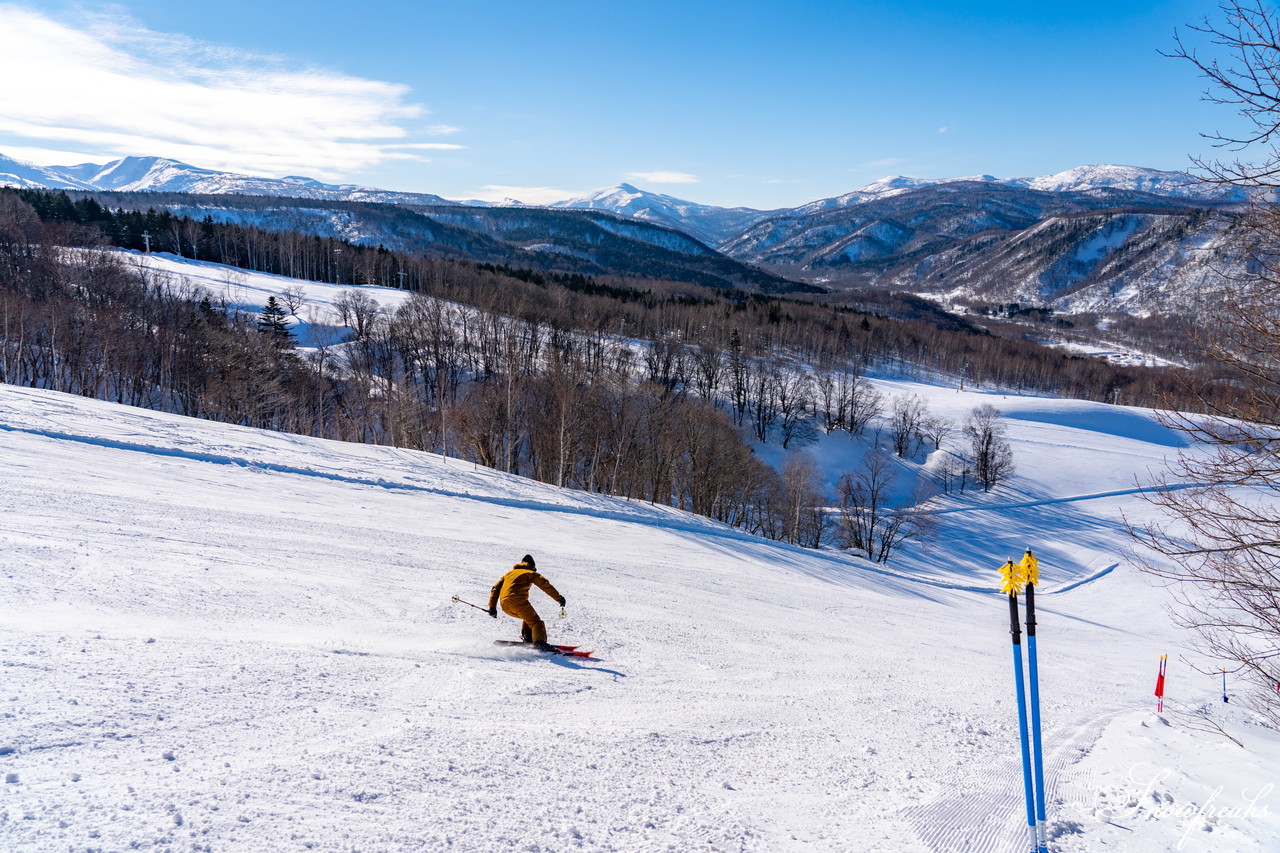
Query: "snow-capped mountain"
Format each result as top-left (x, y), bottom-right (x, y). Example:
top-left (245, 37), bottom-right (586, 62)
top-left (0, 152), bottom-right (96, 190)
top-left (550, 183), bottom-right (778, 247)
top-left (1016, 164), bottom-right (1242, 199)
top-left (788, 166), bottom-right (1243, 218)
top-left (1, 153), bottom-right (459, 207)
top-left (784, 175), bottom-right (996, 217)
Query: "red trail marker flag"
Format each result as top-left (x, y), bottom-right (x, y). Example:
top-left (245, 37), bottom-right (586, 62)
top-left (1154, 654), bottom-right (1168, 713)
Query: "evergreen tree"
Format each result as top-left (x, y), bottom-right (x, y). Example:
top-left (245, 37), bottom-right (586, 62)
top-left (257, 296), bottom-right (294, 347)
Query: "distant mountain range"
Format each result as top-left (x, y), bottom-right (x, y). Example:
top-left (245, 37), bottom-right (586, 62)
top-left (0, 153), bottom-right (457, 206)
top-left (0, 151), bottom-right (1247, 313)
top-left (0, 151), bottom-right (1238, 238)
top-left (721, 180), bottom-right (1233, 315)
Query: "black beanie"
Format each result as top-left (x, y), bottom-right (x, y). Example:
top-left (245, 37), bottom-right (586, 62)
top-left (522, 554), bottom-right (535, 568)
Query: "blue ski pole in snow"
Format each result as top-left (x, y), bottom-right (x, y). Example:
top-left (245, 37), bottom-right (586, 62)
top-left (1021, 550), bottom-right (1049, 853)
top-left (1000, 559), bottom-right (1038, 853)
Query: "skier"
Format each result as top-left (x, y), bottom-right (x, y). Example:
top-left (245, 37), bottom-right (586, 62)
top-left (488, 555), bottom-right (566, 652)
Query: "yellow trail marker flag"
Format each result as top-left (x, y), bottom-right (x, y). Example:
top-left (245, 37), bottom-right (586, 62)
top-left (1021, 549), bottom-right (1040, 587)
top-left (999, 558), bottom-right (1025, 595)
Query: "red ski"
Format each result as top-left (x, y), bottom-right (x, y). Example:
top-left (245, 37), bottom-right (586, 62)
top-left (493, 640), bottom-right (593, 658)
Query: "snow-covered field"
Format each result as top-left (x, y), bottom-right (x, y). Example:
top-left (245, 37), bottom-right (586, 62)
top-left (123, 251), bottom-right (414, 347)
top-left (3, 379), bottom-right (1279, 853)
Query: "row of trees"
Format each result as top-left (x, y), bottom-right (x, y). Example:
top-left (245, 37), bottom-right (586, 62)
top-left (788, 399), bottom-right (1008, 558)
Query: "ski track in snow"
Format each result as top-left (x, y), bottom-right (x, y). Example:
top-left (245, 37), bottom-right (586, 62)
top-left (925, 486), bottom-right (1195, 516)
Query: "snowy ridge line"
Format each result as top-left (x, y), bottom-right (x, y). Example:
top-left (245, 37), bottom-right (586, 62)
top-left (926, 484), bottom-right (1196, 515)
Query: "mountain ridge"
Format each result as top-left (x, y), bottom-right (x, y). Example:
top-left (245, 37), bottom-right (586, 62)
top-left (0, 150), bottom-right (1249, 314)
top-left (1, 151), bottom-right (1240, 233)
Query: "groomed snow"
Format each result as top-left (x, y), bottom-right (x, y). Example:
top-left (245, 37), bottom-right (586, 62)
top-left (3, 323), bottom-right (1280, 849)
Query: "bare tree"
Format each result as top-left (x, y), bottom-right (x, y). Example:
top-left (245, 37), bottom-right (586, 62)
top-left (776, 369), bottom-right (814, 449)
top-left (932, 449), bottom-right (972, 495)
top-left (888, 394), bottom-right (926, 457)
top-left (918, 414), bottom-right (954, 452)
top-left (691, 344), bottom-right (723, 402)
top-left (1171, 1), bottom-right (1280, 189)
top-left (279, 285), bottom-right (307, 318)
top-left (964, 404), bottom-right (1015, 491)
top-left (847, 378), bottom-right (883, 436)
top-left (780, 451), bottom-right (829, 547)
top-left (1130, 200), bottom-right (1280, 726)
top-left (333, 288), bottom-right (382, 340)
top-left (1127, 0), bottom-right (1280, 724)
top-left (834, 449), bottom-right (933, 562)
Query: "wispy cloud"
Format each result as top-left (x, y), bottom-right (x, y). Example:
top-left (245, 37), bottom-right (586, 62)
top-left (466, 185), bottom-right (580, 204)
top-left (937, 127), bottom-right (950, 134)
top-left (626, 171), bottom-right (700, 184)
top-left (0, 5), bottom-right (461, 178)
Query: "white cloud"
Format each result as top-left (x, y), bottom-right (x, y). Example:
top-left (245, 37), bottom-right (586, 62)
top-left (626, 171), bottom-right (700, 184)
top-left (937, 127), bottom-right (950, 134)
top-left (0, 5), bottom-right (461, 178)
top-left (464, 185), bottom-right (581, 205)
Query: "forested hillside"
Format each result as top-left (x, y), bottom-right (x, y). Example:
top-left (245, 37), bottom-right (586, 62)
top-left (0, 188), bottom-right (1219, 545)
top-left (30, 189), bottom-right (808, 294)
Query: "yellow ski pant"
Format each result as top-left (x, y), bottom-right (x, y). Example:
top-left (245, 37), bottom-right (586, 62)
top-left (500, 599), bottom-right (547, 644)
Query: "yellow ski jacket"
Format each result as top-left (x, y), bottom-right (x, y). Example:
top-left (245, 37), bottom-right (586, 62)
top-left (489, 563), bottom-right (562, 609)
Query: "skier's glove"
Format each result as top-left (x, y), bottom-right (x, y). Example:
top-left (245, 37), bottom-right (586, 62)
top-left (557, 596), bottom-right (566, 608)
top-left (488, 607), bottom-right (497, 618)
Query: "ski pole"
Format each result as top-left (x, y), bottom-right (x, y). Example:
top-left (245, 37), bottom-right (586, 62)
top-left (1021, 550), bottom-right (1049, 853)
top-left (1001, 559), bottom-right (1038, 853)
top-left (451, 594), bottom-right (489, 613)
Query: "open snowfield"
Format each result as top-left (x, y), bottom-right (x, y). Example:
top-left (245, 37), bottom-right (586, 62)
top-left (122, 251), bottom-right (415, 347)
top-left (3, 381), bottom-right (1279, 853)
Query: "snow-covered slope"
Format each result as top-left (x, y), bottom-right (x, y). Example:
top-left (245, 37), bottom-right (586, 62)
top-left (0, 152), bottom-right (96, 190)
top-left (119, 251), bottom-right (414, 347)
top-left (887, 208), bottom-right (1235, 315)
top-left (3, 374), bottom-right (1279, 851)
top-left (1019, 164), bottom-right (1244, 200)
top-left (816, 165), bottom-right (1245, 208)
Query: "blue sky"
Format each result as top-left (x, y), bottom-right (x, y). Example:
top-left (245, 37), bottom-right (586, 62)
top-left (0, 1), bottom-right (1245, 207)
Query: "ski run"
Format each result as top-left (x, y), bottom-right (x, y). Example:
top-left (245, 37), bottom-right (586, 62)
top-left (3, 254), bottom-right (1280, 852)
